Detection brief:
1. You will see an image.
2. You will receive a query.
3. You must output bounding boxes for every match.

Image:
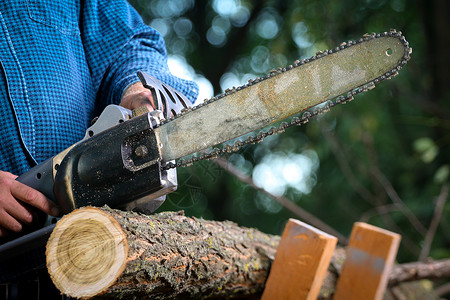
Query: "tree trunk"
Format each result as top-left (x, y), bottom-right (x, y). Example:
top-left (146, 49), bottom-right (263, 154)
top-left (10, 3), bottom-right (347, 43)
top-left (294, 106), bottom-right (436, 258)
top-left (46, 206), bottom-right (447, 299)
top-left (46, 206), bottom-right (279, 299)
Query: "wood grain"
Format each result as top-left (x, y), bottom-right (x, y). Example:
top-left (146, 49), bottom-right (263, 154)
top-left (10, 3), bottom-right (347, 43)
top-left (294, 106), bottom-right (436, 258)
top-left (46, 207), bottom-right (128, 298)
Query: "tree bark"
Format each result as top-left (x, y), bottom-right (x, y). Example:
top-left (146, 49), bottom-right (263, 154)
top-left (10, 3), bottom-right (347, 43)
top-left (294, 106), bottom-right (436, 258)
top-left (46, 206), bottom-right (448, 299)
top-left (388, 259), bottom-right (450, 286)
top-left (46, 206), bottom-right (279, 299)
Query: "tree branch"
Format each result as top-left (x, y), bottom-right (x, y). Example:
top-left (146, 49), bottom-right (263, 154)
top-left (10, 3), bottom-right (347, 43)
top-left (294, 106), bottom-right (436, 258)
top-left (359, 131), bottom-right (428, 238)
top-left (435, 282), bottom-right (450, 298)
top-left (213, 157), bottom-right (348, 244)
top-left (370, 167), bottom-right (428, 237)
top-left (321, 125), bottom-right (422, 255)
top-left (360, 204), bottom-right (400, 223)
top-left (419, 183), bottom-right (449, 261)
top-left (321, 127), bottom-right (378, 206)
top-left (389, 258), bottom-right (450, 286)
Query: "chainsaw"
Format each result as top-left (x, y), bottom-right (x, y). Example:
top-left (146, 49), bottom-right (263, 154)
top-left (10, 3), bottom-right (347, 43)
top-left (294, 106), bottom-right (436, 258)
top-left (0, 30), bottom-right (411, 281)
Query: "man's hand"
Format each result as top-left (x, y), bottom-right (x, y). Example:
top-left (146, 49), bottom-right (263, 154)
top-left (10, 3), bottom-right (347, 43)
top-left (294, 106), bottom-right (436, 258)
top-left (119, 82), bottom-right (155, 111)
top-left (0, 171), bottom-right (60, 237)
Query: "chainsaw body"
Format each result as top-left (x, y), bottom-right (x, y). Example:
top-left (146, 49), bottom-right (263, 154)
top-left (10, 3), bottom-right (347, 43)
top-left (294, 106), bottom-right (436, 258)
top-left (19, 107), bottom-right (177, 216)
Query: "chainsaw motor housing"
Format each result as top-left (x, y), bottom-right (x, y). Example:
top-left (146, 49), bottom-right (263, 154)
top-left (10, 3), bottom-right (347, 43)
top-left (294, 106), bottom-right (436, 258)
top-left (53, 110), bottom-right (177, 214)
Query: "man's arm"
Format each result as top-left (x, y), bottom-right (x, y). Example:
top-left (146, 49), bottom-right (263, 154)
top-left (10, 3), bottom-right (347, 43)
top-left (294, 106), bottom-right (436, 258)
top-left (80, 0), bottom-right (198, 109)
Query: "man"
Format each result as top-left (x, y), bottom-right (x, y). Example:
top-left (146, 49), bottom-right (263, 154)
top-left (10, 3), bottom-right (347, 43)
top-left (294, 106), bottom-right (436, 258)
top-left (0, 0), bottom-right (198, 238)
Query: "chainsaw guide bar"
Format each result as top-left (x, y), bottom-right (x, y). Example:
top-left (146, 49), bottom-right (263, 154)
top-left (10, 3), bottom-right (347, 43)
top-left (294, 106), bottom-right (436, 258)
top-left (155, 30), bottom-right (411, 170)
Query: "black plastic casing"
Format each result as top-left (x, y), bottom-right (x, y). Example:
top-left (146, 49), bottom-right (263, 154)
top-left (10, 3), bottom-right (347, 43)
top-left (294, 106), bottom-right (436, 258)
top-left (54, 113), bottom-right (163, 213)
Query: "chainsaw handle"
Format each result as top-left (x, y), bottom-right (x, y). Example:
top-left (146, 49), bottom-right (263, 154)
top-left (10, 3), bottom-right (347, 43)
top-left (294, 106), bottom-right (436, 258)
top-left (16, 157), bottom-right (56, 203)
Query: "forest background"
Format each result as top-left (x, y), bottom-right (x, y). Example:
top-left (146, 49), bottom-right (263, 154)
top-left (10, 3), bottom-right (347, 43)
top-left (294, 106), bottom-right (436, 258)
top-left (128, 0), bottom-right (449, 265)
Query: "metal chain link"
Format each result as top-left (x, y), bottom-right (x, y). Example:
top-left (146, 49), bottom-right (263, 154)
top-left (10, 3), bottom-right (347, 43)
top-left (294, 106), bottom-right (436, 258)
top-left (160, 29), bottom-right (411, 171)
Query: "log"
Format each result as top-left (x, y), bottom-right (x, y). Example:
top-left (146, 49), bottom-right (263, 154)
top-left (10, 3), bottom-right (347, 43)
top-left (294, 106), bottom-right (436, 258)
top-left (46, 206), bottom-right (279, 299)
top-left (46, 206), bottom-right (447, 299)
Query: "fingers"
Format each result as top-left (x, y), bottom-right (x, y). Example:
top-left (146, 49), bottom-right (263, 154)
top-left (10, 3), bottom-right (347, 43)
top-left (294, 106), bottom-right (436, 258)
top-left (133, 93), bottom-right (155, 111)
top-left (4, 198), bottom-right (33, 224)
top-left (120, 82), bottom-right (155, 111)
top-left (0, 171), bottom-right (60, 235)
top-left (0, 226), bottom-right (8, 238)
top-left (0, 173), bottom-right (27, 233)
top-left (10, 180), bottom-right (60, 216)
top-left (1, 171), bottom-right (17, 180)
top-left (0, 208), bottom-right (24, 233)
top-left (123, 91), bottom-right (155, 111)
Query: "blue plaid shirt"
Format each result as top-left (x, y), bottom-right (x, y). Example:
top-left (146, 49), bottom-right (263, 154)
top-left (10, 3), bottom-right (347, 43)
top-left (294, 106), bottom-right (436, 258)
top-left (0, 1), bottom-right (198, 175)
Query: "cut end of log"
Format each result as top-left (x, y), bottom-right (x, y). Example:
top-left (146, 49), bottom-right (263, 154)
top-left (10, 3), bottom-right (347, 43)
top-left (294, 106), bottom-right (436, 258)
top-left (46, 207), bottom-right (128, 298)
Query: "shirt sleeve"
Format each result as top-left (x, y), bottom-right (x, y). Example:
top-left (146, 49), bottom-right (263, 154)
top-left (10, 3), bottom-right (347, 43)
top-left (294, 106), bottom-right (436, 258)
top-left (80, 0), bottom-right (199, 107)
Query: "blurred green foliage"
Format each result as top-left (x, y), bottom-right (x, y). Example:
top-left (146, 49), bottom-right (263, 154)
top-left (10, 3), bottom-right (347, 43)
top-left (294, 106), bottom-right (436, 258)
top-left (129, 0), bottom-right (449, 263)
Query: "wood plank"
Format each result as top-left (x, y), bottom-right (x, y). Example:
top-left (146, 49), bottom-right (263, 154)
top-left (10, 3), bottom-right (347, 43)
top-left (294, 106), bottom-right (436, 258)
top-left (262, 218), bottom-right (338, 300)
top-left (333, 222), bottom-right (401, 300)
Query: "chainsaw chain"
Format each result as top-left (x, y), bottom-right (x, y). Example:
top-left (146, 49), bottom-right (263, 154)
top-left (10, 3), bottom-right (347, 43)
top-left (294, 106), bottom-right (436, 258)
top-left (161, 29), bottom-right (411, 171)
